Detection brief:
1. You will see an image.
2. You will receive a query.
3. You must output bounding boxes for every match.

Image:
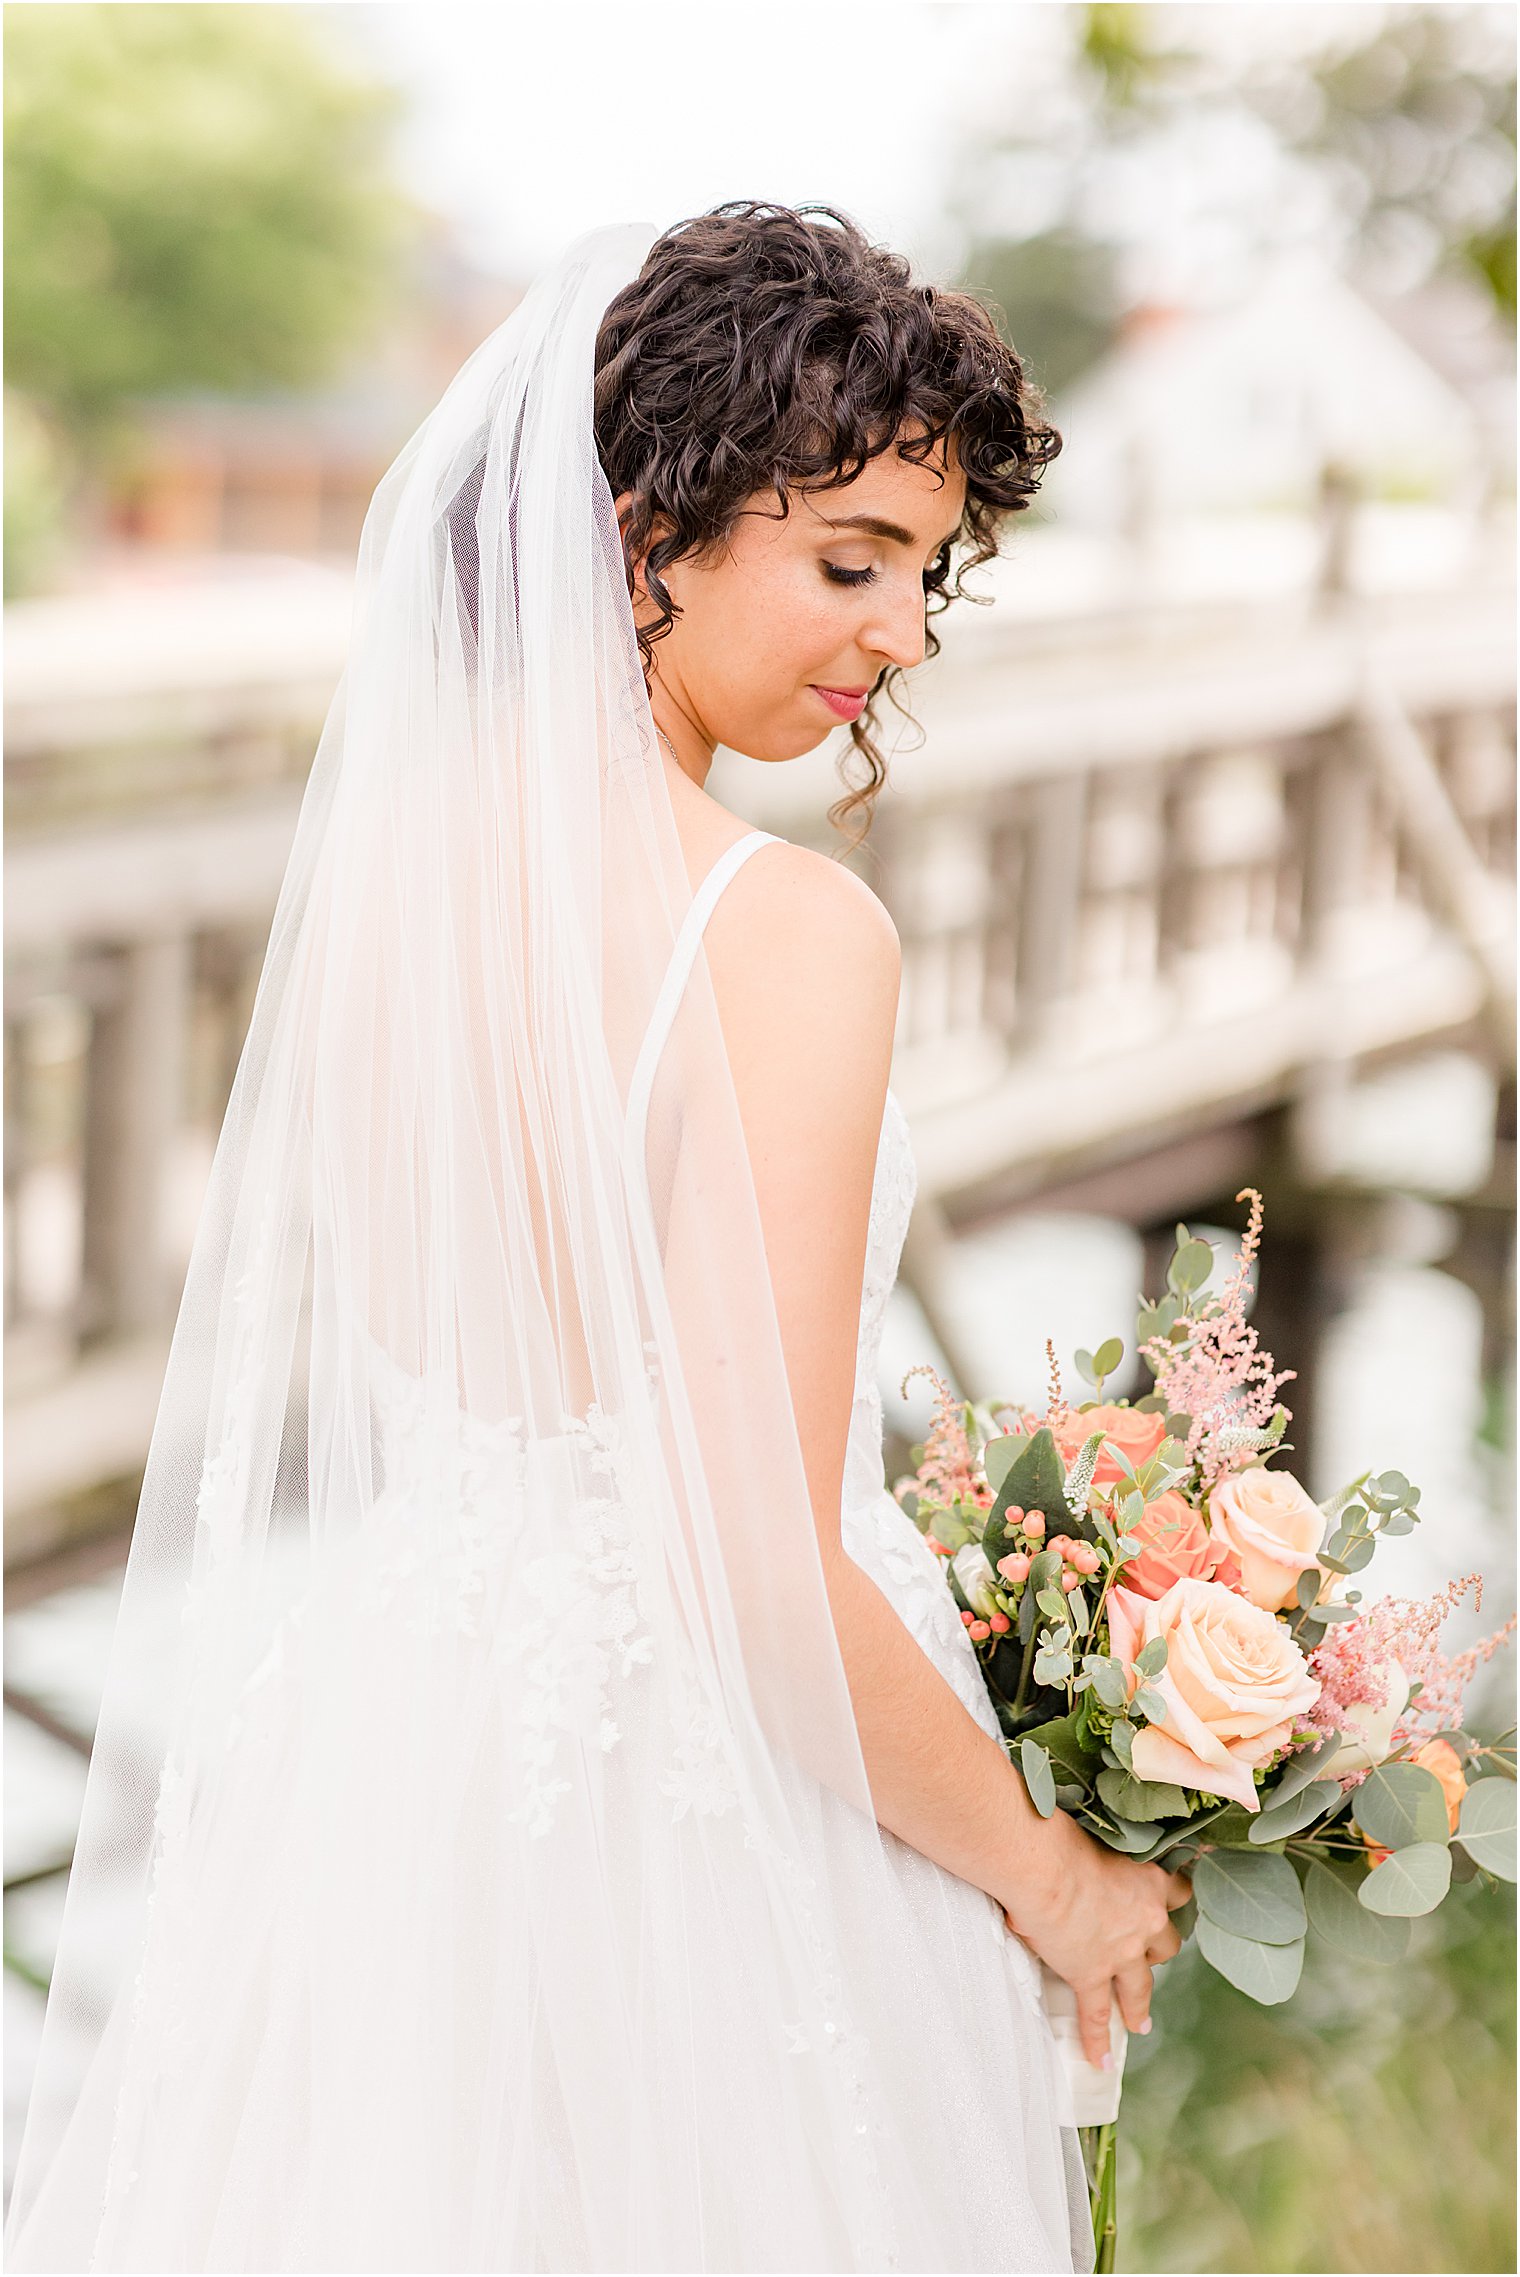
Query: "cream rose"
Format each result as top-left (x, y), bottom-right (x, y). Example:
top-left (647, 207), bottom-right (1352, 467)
top-left (1107, 1576), bottom-right (1322, 1812)
top-left (1206, 1467), bottom-right (1325, 1613)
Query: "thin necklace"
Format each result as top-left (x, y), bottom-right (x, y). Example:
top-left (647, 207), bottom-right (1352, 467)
top-left (654, 723), bottom-right (680, 768)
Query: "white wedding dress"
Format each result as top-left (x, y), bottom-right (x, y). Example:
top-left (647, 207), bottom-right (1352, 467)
top-left (659, 830), bottom-right (1098, 2271)
top-left (17, 828), bottom-right (1092, 2277)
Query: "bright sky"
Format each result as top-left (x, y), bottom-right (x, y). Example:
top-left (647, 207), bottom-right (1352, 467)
top-left (333, 0), bottom-right (1052, 282)
top-left (322, 2), bottom-right (1402, 302)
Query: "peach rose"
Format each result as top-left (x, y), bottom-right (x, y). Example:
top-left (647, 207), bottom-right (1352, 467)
top-left (1123, 1489), bottom-right (1236, 1602)
top-left (1361, 1736), bottom-right (1467, 1869)
top-left (1206, 1467), bottom-right (1325, 1613)
top-left (1049, 1403), bottom-right (1167, 1486)
top-left (1107, 1576), bottom-right (1322, 1812)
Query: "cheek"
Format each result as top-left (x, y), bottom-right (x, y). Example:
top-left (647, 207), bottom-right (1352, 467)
top-left (713, 558), bottom-right (859, 684)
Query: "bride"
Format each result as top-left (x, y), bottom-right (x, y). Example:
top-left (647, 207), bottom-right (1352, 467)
top-left (5, 199), bottom-right (1188, 2274)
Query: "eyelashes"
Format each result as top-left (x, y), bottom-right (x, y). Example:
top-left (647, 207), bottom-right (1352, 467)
top-left (822, 563), bottom-right (942, 589)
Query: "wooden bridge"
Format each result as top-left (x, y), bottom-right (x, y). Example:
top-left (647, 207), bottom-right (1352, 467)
top-left (5, 517), bottom-right (1514, 1559)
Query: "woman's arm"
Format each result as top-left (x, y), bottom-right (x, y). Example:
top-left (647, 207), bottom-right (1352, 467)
top-left (700, 843), bottom-right (1080, 1923)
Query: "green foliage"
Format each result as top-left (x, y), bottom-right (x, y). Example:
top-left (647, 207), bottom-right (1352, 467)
top-left (1350, 1762), bottom-right (1453, 1851)
top-left (3, 391), bottom-right (68, 598)
top-left (1120, 1878), bottom-right (1516, 2272)
top-left (1360, 1841), bottom-right (1454, 1917)
top-left (1193, 1850), bottom-right (1306, 1944)
top-left (1194, 1914), bottom-right (1305, 2004)
top-left (1457, 1778), bottom-right (1518, 1880)
top-left (1019, 1737), bottom-right (1057, 1818)
top-left (1303, 1858), bottom-right (1412, 1964)
top-left (4, 3), bottom-right (414, 437)
top-left (1247, 1778), bottom-right (1342, 1845)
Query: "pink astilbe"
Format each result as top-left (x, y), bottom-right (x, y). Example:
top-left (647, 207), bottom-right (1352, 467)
top-left (898, 1365), bottom-right (989, 1509)
top-left (1140, 1188), bottom-right (1296, 1491)
top-left (1040, 1337), bottom-right (1073, 1433)
top-left (1306, 1571), bottom-right (1518, 1771)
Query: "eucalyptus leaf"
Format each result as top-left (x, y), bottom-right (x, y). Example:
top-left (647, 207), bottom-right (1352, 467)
top-left (1084, 1656), bottom-right (1129, 1712)
top-left (1094, 1814), bottom-right (1164, 1854)
top-left (1132, 1686), bottom-right (1166, 1723)
top-left (1351, 1763), bottom-right (1452, 1850)
top-left (1248, 1780), bottom-right (1343, 1844)
top-left (1303, 1859), bottom-right (1411, 1962)
top-left (1194, 1915), bottom-right (1304, 2004)
top-left (1019, 1738), bottom-right (1057, 1819)
top-left (1094, 1336), bottom-right (1124, 1379)
top-left (1036, 1587), bottom-right (1068, 1623)
top-left (1135, 1636), bottom-right (1169, 1679)
top-left (1359, 1842), bottom-right (1453, 1916)
top-left (1108, 1719), bottom-right (1136, 1770)
top-left (1019, 1710), bottom-right (1097, 1786)
top-left (1097, 1767), bottom-right (1192, 1821)
top-left (1266, 1733), bottom-right (1342, 1805)
top-left (1194, 1802), bottom-right (1258, 1848)
top-left (1457, 1778), bottom-right (1518, 1880)
top-left (1169, 1238), bottom-right (1214, 1295)
top-left (983, 1433), bottom-right (1023, 1497)
top-left (1193, 1849), bottom-right (1307, 1944)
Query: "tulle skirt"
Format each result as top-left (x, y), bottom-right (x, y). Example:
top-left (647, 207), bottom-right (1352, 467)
top-left (8, 1456), bottom-right (1095, 2274)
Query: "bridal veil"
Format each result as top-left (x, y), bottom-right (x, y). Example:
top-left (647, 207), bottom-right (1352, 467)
top-left (5, 220), bottom-right (1089, 2274)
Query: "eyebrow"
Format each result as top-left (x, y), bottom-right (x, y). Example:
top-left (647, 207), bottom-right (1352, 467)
top-left (817, 512), bottom-right (962, 553)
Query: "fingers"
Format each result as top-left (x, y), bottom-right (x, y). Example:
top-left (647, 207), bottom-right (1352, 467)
top-left (1076, 1981), bottom-right (1116, 2071)
top-left (1145, 1920), bottom-right (1183, 1966)
top-left (1164, 1867), bottom-right (1194, 1911)
top-left (1112, 1960), bottom-right (1155, 2037)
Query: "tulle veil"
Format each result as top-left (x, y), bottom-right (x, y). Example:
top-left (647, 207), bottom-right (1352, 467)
top-left (4, 220), bottom-right (1092, 2273)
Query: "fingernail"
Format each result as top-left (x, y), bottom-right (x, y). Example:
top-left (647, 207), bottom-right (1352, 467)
top-left (1139, 2018), bottom-right (1153, 2034)
top-left (1099, 2051), bottom-right (1113, 2071)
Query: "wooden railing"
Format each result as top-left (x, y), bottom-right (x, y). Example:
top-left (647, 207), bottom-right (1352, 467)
top-left (5, 537), bottom-right (1513, 1550)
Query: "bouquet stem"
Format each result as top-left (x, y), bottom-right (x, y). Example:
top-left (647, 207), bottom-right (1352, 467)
top-left (1080, 2120), bottom-right (1118, 2272)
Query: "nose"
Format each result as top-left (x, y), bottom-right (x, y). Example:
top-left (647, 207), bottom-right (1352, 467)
top-left (860, 578), bottom-right (928, 674)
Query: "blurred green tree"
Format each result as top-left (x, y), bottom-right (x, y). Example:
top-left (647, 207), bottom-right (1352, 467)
top-left (4, 3), bottom-right (412, 456)
top-left (952, 3), bottom-right (1515, 398)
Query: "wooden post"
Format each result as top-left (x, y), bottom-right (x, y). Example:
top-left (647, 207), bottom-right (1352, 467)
top-left (1014, 772), bottom-right (1087, 1047)
top-left (78, 933), bottom-right (191, 1343)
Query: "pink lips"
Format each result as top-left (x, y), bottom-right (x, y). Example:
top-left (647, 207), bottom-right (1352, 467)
top-left (812, 684), bottom-right (869, 722)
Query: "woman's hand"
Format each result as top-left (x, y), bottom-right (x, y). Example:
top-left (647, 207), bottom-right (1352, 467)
top-left (999, 1814), bottom-right (1192, 2067)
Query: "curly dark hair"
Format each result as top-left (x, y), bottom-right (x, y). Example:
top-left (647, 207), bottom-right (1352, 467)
top-left (593, 199), bottom-right (1061, 853)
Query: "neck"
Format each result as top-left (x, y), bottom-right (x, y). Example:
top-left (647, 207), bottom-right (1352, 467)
top-left (653, 713), bottom-right (712, 791)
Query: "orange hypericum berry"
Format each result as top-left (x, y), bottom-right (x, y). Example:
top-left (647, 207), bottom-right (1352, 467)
top-left (1061, 1570), bottom-right (1082, 1592)
top-left (1023, 1513), bottom-right (1046, 1540)
top-left (989, 1612), bottom-right (1012, 1634)
top-left (997, 1552), bottom-right (1031, 1585)
top-left (968, 1619), bottom-right (991, 1641)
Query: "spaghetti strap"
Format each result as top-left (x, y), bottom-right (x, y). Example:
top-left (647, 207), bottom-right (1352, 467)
top-left (623, 830), bottom-right (781, 1178)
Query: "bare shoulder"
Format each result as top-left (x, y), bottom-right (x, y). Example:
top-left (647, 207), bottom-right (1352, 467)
top-left (700, 837), bottom-right (901, 1129)
top-left (707, 839), bottom-right (901, 1076)
top-left (720, 838), bottom-right (900, 985)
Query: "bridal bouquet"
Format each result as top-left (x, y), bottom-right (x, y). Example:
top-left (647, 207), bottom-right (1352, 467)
top-left (891, 1191), bottom-right (1516, 2270)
